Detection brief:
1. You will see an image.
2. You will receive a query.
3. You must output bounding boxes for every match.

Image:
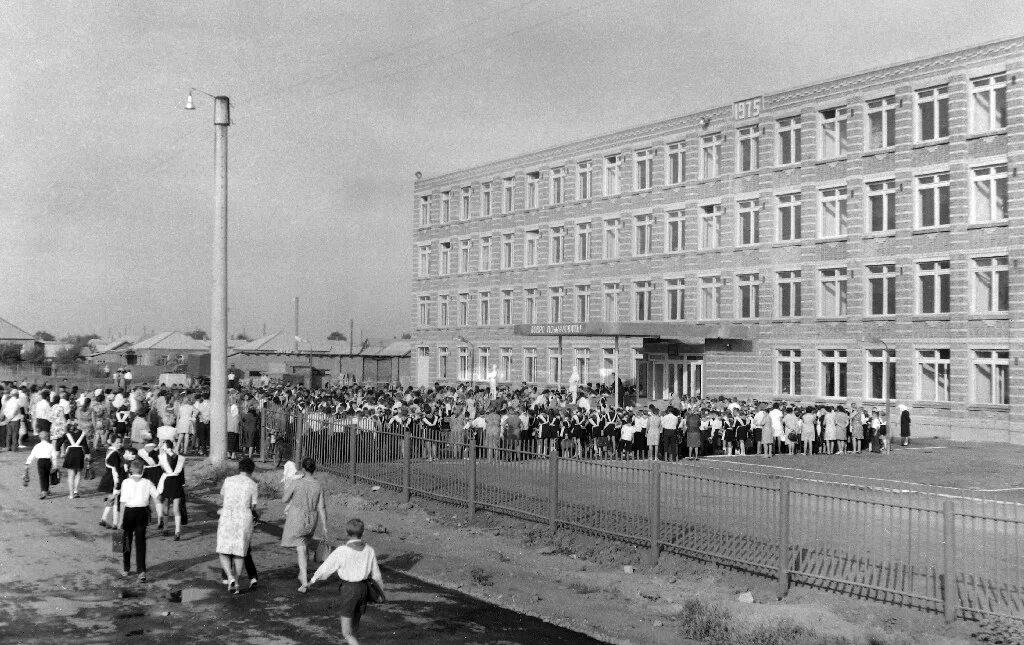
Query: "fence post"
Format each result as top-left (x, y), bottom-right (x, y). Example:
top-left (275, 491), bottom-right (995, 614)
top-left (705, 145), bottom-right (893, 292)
top-left (548, 450), bottom-right (559, 535)
top-left (942, 499), bottom-right (957, 622)
top-left (648, 460), bottom-right (661, 565)
top-left (348, 419), bottom-right (357, 483)
top-left (468, 439), bottom-right (477, 520)
top-left (259, 412), bottom-right (269, 463)
top-left (777, 478), bottom-right (790, 599)
top-left (294, 414), bottom-right (304, 463)
top-left (402, 431), bottom-right (411, 503)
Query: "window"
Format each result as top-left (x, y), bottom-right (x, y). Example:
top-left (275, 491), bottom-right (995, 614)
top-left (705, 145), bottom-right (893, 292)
top-left (971, 73), bottom-right (1007, 133)
top-left (604, 219), bottom-right (620, 259)
top-left (525, 289), bottom-right (538, 324)
top-left (866, 349), bottom-right (896, 400)
top-left (634, 215), bottom-right (653, 256)
top-left (665, 278), bottom-right (684, 320)
top-left (603, 283), bottom-right (620, 322)
top-left (819, 268), bottom-right (848, 318)
top-left (439, 294), bottom-right (450, 327)
top-left (777, 349), bottom-right (801, 396)
top-left (666, 210), bottom-right (685, 253)
top-left (419, 195), bottom-right (430, 226)
top-left (604, 155), bottom-right (621, 196)
top-left (917, 85), bottom-right (949, 141)
top-left (699, 133), bottom-right (723, 179)
top-left (917, 172), bottom-right (950, 228)
top-left (776, 193), bottom-right (802, 241)
top-left (478, 292), bottom-right (490, 326)
top-left (576, 162), bottom-right (592, 200)
top-left (526, 172), bottom-right (540, 209)
top-left (439, 241), bottom-right (451, 276)
top-left (458, 347), bottom-right (471, 381)
top-left (698, 204), bottom-right (721, 249)
top-left (479, 236), bottom-right (492, 272)
top-left (866, 264), bottom-right (896, 316)
top-left (867, 179), bottom-right (896, 232)
top-left (477, 348), bottom-right (489, 380)
top-left (971, 164), bottom-right (1008, 223)
top-left (458, 293), bottom-right (469, 326)
top-left (973, 350), bottom-right (1009, 404)
top-left (481, 182), bottom-right (492, 217)
top-left (574, 348), bottom-right (591, 382)
top-left (634, 281), bottom-right (652, 321)
top-left (417, 245), bottom-right (431, 277)
top-left (777, 270), bottom-right (802, 317)
top-left (634, 149), bottom-right (653, 190)
top-left (699, 276), bottom-right (721, 320)
top-left (602, 347), bottom-right (615, 382)
top-left (777, 117), bottom-right (802, 165)
top-left (523, 348), bottom-right (537, 382)
top-left (575, 222), bottom-right (591, 261)
top-left (737, 273), bottom-right (760, 319)
top-left (550, 226), bottom-right (566, 264)
top-left (972, 256), bottom-right (1009, 313)
top-left (438, 346), bottom-right (449, 379)
top-left (548, 348), bottom-right (562, 384)
top-left (737, 200), bottom-right (759, 246)
top-left (819, 187), bottom-right (848, 238)
top-left (440, 191), bottom-right (451, 223)
top-left (501, 290), bottom-right (513, 325)
top-left (819, 349), bottom-right (848, 398)
top-left (418, 296), bottom-right (430, 326)
top-left (501, 233), bottom-right (514, 269)
top-left (500, 347), bottom-right (513, 382)
top-left (819, 108), bottom-right (849, 159)
top-left (575, 285), bottom-right (590, 323)
top-left (502, 177), bottom-right (514, 213)
top-left (549, 287), bottom-right (564, 323)
top-left (524, 230), bottom-right (538, 267)
top-left (917, 349), bottom-right (951, 402)
top-left (666, 142), bottom-right (685, 185)
top-left (550, 167), bottom-right (565, 205)
top-left (737, 126), bottom-right (760, 172)
top-left (458, 239), bottom-right (471, 273)
top-left (866, 96), bottom-right (896, 150)
top-left (461, 187), bottom-right (471, 220)
top-left (918, 260), bottom-right (951, 314)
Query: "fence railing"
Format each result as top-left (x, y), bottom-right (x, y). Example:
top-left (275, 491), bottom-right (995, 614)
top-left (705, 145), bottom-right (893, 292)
top-left (263, 409), bottom-right (1024, 623)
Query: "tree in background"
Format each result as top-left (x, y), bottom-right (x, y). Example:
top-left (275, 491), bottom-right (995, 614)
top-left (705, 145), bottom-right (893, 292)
top-left (327, 331), bottom-right (347, 341)
top-left (186, 329), bottom-right (209, 340)
top-left (34, 331), bottom-right (55, 341)
top-left (233, 332), bottom-right (252, 342)
top-left (55, 334), bottom-right (100, 365)
top-left (0, 344), bottom-right (23, 364)
top-left (21, 345), bottom-right (45, 364)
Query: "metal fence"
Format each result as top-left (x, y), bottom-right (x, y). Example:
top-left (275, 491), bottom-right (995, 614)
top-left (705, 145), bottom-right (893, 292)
top-left (264, 409), bottom-right (1024, 623)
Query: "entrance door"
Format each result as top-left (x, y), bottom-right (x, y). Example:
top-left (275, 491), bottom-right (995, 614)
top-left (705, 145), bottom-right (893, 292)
top-left (416, 355), bottom-right (430, 388)
top-left (686, 357), bottom-right (703, 398)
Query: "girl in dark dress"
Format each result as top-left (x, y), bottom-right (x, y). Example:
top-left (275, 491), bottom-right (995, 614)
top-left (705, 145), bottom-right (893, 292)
top-left (899, 405), bottom-right (911, 446)
top-left (158, 440), bottom-right (186, 540)
top-left (98, 437), bottom-right (124, 529)
top-left (62, 421), bottom-right (87, 499)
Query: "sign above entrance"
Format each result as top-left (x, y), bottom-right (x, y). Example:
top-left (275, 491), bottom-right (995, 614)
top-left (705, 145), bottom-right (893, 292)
top-left (512, 322), bottom-right (754, 339)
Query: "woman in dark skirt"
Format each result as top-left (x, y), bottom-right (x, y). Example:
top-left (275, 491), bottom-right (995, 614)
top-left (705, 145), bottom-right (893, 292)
top-left (899, 404), bottom-right (911, 446)
top-left (62, 421), bottom-right (87, 499)
top-left (158, 440), bottom-right (186, 540)
top-left (98, 436), bottom-right (124, 529)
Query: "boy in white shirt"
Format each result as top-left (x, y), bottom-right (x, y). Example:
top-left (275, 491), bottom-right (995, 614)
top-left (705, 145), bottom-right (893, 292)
top-left (118, 459), bottom-right (160, 582)
top-left (24, 430), bottom-right (58, 499)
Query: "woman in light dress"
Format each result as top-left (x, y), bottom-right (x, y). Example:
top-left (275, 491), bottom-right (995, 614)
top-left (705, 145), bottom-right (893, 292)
top-left (282, 458), bottom-right (328, 592)
top-left (216, 457), bottom-right (259, 594)
top-left (175, 395), bottom-right (196, 455)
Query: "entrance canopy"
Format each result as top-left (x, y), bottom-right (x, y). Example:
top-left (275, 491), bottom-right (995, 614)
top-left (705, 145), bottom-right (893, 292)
top-left (513, 322), bottom-right (754, 341)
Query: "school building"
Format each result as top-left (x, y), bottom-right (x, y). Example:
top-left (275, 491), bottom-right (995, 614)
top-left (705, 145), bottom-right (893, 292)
top-left (411, 36), bottom-right (1024, 443)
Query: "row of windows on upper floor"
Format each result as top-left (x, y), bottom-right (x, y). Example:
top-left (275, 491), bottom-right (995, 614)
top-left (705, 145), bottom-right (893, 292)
top-left (416, 163), bottom-right (1010, 277)
top-left (416, 73), bottom-right (1011, 227)
top-left (415, 256), bottom-right (1010, 328)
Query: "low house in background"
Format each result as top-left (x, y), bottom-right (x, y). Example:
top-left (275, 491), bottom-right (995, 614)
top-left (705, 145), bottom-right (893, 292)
top-left (129, 331), bottom-right (210, 367)
top-left (229, 332), bottom-right (347, 384)
top-left (0, 317), bottom-right (41, 356)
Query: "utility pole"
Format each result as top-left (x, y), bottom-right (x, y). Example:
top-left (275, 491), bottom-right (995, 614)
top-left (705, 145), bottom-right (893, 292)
top-left (294, 297), bottom-right (300, 351)
top-left (209, 95), bottom-right (230, 467)
top-left (349, 319), bottom-right (354, 355)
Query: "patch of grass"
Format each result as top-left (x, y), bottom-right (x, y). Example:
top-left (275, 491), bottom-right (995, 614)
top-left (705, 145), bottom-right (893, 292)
top-left (675, 599), bottom-right (883, 645)
top-left (677, 598), bottom-right (732, 644)
top-left (972, 615), bottom-right (1024, 644)
top-left (566, 582), bottom-right (599, 595)
top-left (470, 568), bottom-right (493, 587)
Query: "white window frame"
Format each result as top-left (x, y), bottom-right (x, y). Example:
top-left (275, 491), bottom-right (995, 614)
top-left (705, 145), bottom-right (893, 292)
top-left (736, 273), bottom-right (760, 319)
top-left (865, 348), bottom-right (896, 401)
top-left (603, 283), bottom-right (620, 323)
top-left (777, 116), bottom-right (802, 165)
top-left (665, 278), bottom-right (684, 321)
top-left (970, 164), bottom-right (1008, 224)
top-left (818, 267), bottom-right (848, 318)
top-left (457, 239), bottom-right (471, 274)
top-left (549, 286), bottom-right (564, 324)
top-left (634, 149), bottom-right (653, 190)
top-left (972, 350), bottom-right (1009, 405)
top-left (916, 172), bottom-right (951, 228)
top-left (575, 222), bottom-right (591, 262)
top-left (419, 195), bottom-right (430, 226)
top-left (458, 347), bottom-right (471, 381)
top-left (460, 187), bottom-right (471, 220)
top-left (777, 270), bottom-right (802, 318)
top-left (438, 346), bottom-right (449, 379)
top-left (479, 236), bottom-right (492, 272)
top-left (524, 230), bottom-right (539, 267)
top-left (439, 294), bottom-right (450, 327)
top-left (550, 167), bottom-right (565, 205)
top-left (500, 233), bottom-right (514, 270)
top-left (917, 85), bottom-right (949, 142)
top-left (458, 293), bottom-right (469, 326)
top-left (699, 133), bottom-right (723, 180)
top-left (499, 347), bottom-right (513, 382)
top-left (698, 204), bottom-right (721, 250)
top-left (865, 264), bottom-right (897, 316)
top-left (438, 242), bottom-right (451, 276)
top-left (547, 348), bottom-right (562, 385)
top-left (576, 162), bottom-right (592, 200)
top-left (440, 191), bottom-right (451, 223)
top-left (418, 295), bottom-right (431, 326)
top-left (502, 177), bottom-right (514, 214)
top-left (866, 179), bottom-right (897, 233)
top-left (603, 155), bottom-right (621, 196)
top-left (971, 73), bottom-right (1007, 134)
top-left (575, 285), bottom-right (590, 323)
top-left (634, 214), bottom-right (653, 256)
top-left (737, 199), bottom-right (760, 246)
top-left (916, 349), bottom-right (951, 402)
top-left (500, 290), bottom-right (513, 325)
top-left (699, 275), bottom-right (721, 320)
top-left (524, 289), bottom-right (538, 324)
top-left (819, 349), bottom-right (848, 398)
top-left (666, 209), bottom-right (685, 253)
top-left (603, 218), bottom-right (620, 259)
top-left (481, 182), bottom-right (492, 217)
top-left (478, 292), bottom-right (490, 326)
top-left (523, 347), bottom-right (537, 383)
top-left (574, 348), bottom-right (591, 382)
top-left (776, 193), bottom-right (802, 241)
top-left (971, 256), bottom-right (1009, 313)
top-left (549, 226), bottom-right (566, 264)
top-left (917, 260), bottom-right (950, 314)
top-left (666, 141), bottom-right (685, 185)
top-left (526, 172), bottom-right (540, 209)
top-left (819, 186), bottom-right (848, 238)
top-left (777, 349), bottom-right (802, 396)
top-left (633, 280), bottom-right (653, 321)
top-left (417, 244), bottom-right (431, 278)
top-left (737, 126), bottom-right (760, 172)
top-left (866, 96), bottom-right (896, 150)
top-left (819, 107), bottom-right (849, 159)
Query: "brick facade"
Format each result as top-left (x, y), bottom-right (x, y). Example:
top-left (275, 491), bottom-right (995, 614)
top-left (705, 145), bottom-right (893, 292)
top-left (412, 37), bottom-right (1024, 444)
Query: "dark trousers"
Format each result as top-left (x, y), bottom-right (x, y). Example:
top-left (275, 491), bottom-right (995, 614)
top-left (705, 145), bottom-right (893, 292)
top-left (661, 433), bottom-right (679, 460)
top-left (196, 421), bottom-right (210, 451)
top-left (221, 548), bottom-right (258, 581)
top-left (6, 421), bottom-right (20, 451)
top-left (122, 507), bottom-right (149, 573)
top-left (37, 458), bottom-right (51, 492)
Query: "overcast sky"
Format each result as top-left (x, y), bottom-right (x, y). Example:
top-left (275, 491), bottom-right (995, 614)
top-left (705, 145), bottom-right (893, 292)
top-left (2, 1), bottom-right (1023, 342)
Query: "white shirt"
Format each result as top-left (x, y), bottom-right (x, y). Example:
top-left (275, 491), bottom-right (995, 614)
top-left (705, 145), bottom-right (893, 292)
top-left (25, 440), bottom-right (57, 465)
top-left (310, 540), bottom-right (383, 586)
top-left (661, 412), bottom-right (679, 430)
top-left (3, 396), bottom-right (23, 422)
top-left (120, 476), bottom-right (160, 508)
